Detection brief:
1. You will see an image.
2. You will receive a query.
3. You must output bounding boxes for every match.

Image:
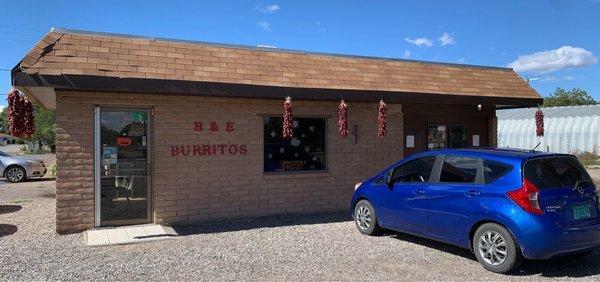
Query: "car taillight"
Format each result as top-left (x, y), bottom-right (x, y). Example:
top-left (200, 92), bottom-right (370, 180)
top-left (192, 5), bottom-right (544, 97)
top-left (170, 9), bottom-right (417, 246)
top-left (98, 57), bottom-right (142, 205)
top-left (506, 178), bottom-right (543, 215)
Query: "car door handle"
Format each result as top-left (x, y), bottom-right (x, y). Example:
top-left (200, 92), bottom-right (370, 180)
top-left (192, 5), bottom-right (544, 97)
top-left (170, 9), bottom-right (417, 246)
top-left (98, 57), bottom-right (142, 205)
top-left (412, 188), bottom-right (426, 195)
top-left (465, 190), bottom-right (482, 197)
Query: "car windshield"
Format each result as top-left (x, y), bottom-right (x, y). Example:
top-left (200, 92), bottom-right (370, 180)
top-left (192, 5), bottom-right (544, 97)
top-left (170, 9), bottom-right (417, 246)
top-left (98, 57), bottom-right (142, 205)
top-left (0, 151), bottom-right (10, 157)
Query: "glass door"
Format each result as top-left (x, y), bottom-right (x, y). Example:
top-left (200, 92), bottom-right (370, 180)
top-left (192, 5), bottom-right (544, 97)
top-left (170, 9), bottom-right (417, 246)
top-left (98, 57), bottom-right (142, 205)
top-left (95, 108), bottom-right (151, 226)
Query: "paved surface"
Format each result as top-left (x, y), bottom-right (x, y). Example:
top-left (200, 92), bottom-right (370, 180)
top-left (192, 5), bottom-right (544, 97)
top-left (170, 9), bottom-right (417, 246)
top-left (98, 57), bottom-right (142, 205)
top-left (1, 166), bottom-right (600, 280)
top-left (85, 224), bottom-right (177, 246)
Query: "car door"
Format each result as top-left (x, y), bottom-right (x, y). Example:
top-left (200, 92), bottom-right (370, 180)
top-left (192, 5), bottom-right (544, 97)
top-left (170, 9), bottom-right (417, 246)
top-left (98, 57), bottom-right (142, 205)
top-left (426, 155), bottom-right (484, 245)
top-left (378, 156), bottom-right (438, 234)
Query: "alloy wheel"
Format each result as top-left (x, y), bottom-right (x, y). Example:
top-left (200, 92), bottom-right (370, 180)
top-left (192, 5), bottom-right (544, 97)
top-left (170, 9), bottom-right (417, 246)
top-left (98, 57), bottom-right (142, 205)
top-left (6, 167), bottom-right (24, 182)
top-left (355, 205), bottom-right (372, 230)
top-left (477, 231), bottom-right (508, 266)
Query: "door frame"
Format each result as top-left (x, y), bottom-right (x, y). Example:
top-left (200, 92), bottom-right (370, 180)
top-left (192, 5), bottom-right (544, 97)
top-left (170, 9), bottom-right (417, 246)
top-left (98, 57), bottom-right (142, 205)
top-left (94, 106), bottom-right (153, 227)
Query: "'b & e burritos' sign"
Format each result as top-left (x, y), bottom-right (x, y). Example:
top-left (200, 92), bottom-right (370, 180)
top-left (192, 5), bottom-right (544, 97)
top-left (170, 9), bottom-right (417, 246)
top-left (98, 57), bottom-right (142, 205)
top-left (170, 121), bottom-right (248, 157)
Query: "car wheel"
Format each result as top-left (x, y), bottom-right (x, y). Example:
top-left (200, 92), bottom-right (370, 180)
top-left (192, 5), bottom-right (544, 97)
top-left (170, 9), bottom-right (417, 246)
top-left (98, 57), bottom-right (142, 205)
top-left (5, 166), bottom-right (26, 183)
top-left (473, 223), bottom-right (523, 274)
top-left (354, 200), bottom-right (381, 236)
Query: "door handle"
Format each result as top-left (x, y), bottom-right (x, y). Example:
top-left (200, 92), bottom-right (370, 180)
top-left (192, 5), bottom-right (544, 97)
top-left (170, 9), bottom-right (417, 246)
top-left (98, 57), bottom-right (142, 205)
top-left (412, 188), bottom-right (426, 195)
top-left (465, 190), bottom-right (482, 197)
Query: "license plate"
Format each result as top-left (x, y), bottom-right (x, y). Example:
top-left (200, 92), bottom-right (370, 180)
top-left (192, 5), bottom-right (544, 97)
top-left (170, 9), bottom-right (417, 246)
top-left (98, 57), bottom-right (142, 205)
top-left (573, 205), bottom-right (592, 220)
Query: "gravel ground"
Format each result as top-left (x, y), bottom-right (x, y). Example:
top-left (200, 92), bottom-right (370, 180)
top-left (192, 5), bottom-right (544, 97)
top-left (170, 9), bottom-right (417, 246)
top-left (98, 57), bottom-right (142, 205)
top-left (2, 170), bottom-right (600, 280)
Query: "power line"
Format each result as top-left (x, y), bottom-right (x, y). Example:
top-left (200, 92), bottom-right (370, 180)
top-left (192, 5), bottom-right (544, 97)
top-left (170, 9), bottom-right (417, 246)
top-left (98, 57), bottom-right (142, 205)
top-left (0, 30), bottom-right (41, 38)
top-left (0, 25), bottom-right (47, 33)
top-left (0, 37), bottom-right (36, 43)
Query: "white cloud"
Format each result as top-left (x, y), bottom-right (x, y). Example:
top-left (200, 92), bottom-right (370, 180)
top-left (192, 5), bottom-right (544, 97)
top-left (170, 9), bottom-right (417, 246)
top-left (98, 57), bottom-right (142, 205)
top-left (404, 37), bottom-right (433, 47)
top-left (508, 46), bottom-right (598, 73)
top-left (258, 21), bottom-right (271, 32)
top-left (316, 21), bottom-right (326, 33)
top-left (438, 32), bottom-right (456, 46)
top-left (540, 76), bottom-right (558, 82)
top-left (540, 75), bottom-right (580, 82)
top-left (0, 105), bottom-right (4, 112)
top-left (260, 4), bottom-right (280, 13)
top-left (456, 57), bottom-right (466, 63)
top-left (403, 50), bottom-right (411, 58)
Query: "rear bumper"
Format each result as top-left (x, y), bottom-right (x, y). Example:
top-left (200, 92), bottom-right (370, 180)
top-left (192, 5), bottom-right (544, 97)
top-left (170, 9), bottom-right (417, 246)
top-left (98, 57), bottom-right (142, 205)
top-left (518, 220), bottom-right (600, 259)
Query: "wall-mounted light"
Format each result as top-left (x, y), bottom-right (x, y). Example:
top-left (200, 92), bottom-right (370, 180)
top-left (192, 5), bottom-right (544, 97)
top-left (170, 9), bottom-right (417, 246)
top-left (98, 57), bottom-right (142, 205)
top-left (477, 104), bottom-right (482, 111)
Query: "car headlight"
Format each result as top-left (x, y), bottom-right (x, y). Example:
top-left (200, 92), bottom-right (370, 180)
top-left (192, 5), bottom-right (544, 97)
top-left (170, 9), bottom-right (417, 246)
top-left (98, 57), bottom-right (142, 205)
top-left (354, 182), bottom-right (363, 191)
top-left (26, 160), bottom-right (39, 165)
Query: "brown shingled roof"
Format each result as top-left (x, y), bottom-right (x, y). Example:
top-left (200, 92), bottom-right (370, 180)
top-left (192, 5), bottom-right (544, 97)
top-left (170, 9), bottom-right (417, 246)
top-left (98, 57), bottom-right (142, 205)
top-left (15, 28), bottom-right (540, 100)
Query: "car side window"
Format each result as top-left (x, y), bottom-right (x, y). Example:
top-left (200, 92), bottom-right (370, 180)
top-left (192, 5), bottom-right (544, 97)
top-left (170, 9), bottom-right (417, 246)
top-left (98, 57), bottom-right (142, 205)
top-left (482, 160), bottom-right (512, 184)
top-left (439, 156), bottom-right (481, 184)
top-left (391, 156), bottom-right (437, 183)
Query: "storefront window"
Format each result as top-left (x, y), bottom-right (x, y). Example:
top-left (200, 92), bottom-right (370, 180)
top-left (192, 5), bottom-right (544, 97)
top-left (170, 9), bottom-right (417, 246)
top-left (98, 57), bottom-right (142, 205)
top-left (427, 124), bottom-right (447, 150)
top-left (263, 117), bottom-right (326, 172)
top-left (449, 125), bottom-right (467, 148)
top-left (428, 124), bottom-right (468, 150)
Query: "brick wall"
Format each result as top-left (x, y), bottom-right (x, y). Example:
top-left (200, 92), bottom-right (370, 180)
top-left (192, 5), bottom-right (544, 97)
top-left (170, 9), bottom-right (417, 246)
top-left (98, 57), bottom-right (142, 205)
top-left (55, 91), bottom-right (404, 233)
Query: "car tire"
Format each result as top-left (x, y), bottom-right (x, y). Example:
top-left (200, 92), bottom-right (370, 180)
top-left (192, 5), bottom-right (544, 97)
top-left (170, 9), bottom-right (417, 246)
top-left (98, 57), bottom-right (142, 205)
top-left (354, 200), bottom-right (382, 236)
top-left (473, 223), bottom-right (523, 274)
top-left (5, 166), bottom-right (26, 183)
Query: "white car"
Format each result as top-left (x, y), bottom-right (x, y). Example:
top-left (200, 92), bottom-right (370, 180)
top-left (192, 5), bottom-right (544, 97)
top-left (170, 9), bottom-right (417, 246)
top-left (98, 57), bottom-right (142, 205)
top-left (0, 150), bottom-right (46, 182)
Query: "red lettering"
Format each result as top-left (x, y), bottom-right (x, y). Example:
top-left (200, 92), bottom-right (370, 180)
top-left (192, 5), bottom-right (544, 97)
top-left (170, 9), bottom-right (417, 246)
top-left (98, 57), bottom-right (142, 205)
top-left (192, 145), bottom-right (202, 156)
top-left (171, 146), bottom-right (180, 156)
top-left (171, 144), bottom-right (248, 156)
top-left (226, 121), bottom-right (234, 132)
top-left (218, 144), bottom-right (227, 154)
top-left (180, 146), bottom-right (190, 156)
top-left (194, 122), bottom-right (204, 132)
top-left (202, 145), bottom-right (212, 155)
top-left (210, 122), bottom-right (219, 132)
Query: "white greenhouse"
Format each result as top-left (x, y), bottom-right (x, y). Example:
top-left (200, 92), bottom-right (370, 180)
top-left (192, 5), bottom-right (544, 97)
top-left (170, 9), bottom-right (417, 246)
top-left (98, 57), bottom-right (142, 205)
top-left (497, 105), bottom-right (600, 154)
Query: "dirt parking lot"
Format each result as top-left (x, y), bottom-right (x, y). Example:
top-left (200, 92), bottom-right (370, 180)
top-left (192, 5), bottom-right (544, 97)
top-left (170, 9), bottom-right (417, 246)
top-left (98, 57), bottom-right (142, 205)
top-left (1, 167), bottom-right (600, 280)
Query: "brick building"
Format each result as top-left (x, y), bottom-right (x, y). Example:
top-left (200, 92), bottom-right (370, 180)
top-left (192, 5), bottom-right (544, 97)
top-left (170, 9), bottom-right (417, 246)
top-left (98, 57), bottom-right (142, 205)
top-left (11, 28), bottom-right (541, 234)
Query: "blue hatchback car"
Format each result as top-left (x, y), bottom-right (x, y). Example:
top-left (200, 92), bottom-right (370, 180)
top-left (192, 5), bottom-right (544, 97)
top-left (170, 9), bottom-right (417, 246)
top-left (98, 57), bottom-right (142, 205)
top-left (350, 148), bottom-right (600, 273)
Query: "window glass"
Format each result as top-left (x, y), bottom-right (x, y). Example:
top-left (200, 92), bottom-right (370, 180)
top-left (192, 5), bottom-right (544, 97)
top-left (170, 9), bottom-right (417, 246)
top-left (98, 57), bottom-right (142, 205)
top-left (524, 157), bottom-right (591, 190)
top-left (392, 156), bottom-right (437, 183)
top-left (440, 156), bottom-right (480, 183)
top-left (449, 125), bottom-right (467, 148)
top-left (483, 160), bottom-right (512, 184)
top-left (263, 117), bottom-right (326, 172)
top-left (427, 124), bottom-right (447, 150)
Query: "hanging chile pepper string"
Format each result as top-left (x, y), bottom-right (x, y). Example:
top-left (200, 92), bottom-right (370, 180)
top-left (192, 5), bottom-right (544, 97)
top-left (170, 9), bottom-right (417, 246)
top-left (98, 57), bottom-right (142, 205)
top-left (6, 89), bottom-right (35, 138)
top-left (338, 99), bottom-right (348, 137)
top-left (377, 99), bottom-right (388, 138)
top-left (535, 107), bottom-right (544, 137)
top-left (282, 96), bottom-right (293, 139)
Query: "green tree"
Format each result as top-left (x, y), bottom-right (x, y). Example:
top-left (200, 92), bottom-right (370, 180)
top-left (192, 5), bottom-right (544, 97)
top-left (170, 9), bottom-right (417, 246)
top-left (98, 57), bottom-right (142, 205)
top-left (0, 105), bottom-right (55, 152)
top-left (0, 108), bottom-right (8, 133)
top-left (29, 106), bottom-right (55, 152)
top-left (543, 87), bottom-right (598, 107)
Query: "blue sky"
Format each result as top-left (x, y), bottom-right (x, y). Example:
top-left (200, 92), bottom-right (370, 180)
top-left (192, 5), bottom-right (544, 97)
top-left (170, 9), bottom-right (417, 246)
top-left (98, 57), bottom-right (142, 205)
top-left (1, 0), bottom-right (599, 108)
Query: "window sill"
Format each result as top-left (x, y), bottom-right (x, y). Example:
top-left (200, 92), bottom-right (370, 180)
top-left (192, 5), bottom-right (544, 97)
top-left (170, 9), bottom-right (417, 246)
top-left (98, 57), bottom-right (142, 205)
top-left (262, 170), bottom-right (330, 179)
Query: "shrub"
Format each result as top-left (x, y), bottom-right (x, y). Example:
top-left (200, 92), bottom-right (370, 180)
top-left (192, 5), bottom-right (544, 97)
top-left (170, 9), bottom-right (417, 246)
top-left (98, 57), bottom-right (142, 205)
top-left (574, 151), bottom-right (600, 168)
top-left (49, 164), bottom-right (57, 178)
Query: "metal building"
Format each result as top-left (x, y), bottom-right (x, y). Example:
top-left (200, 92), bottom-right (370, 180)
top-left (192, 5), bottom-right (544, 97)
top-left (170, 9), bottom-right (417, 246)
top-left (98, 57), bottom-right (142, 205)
top-left (497, 105), bottom-right (600, 154)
